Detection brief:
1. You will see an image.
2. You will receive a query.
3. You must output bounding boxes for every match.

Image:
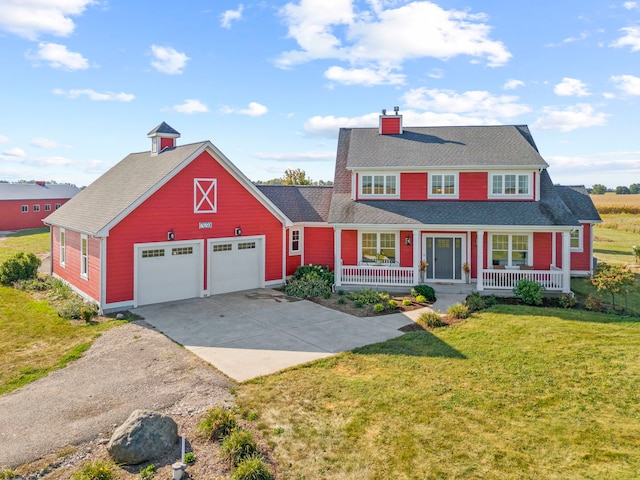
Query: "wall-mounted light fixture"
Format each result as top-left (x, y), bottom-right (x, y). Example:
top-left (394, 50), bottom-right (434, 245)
top-left (405, 236), bottom-right (411, 246)
top-left (168, 229), bottom-right (175, 241)
top-left (235, 226), bottom-right (242, 237)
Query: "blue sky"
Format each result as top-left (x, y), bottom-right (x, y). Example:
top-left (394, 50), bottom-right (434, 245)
top-left (1, 0), bottom-right (639, 188)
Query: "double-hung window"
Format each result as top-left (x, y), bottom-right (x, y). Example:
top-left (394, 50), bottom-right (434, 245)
top-left (490, 173), bottom-right (531, 197)
top-left (360, 174), bottom-right (398, 197)
top-left (80, 234), bottom-right (88, 279)
top-left (430, 173), bottom-right (457, 198)
top-left (361, 232), bottom-right (397, 263)
top-left (570, 227), bottom-right (583, 252)
top-left (59, 229), bottom-right (66, 267)
top-left (491, 234), bottom-right (530, 267)
top-left (290, 228), bottom-right (301, 255)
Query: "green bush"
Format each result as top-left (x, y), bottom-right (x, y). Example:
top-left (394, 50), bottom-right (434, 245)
top-left (373, 303), bottom-right (385, 313)
top-left (0, 251), bottom-right (41, 285)
top-left (139, 464), bottom-right (155, 480)
top-left (337, 297), bottom-right (346, 305)
top-left (231, 455), bottom-right (274, 480)
top-left (513, 279), bottom-right (544, 306)
top-left (284, 275), bottom-right (331, 299)
top-left (465, 292), bottom-right (486, 312)
top-left (484, 295), bottom-right (498, 307)
top-left (197, 406), bottom-right (238, 441)
top-left (15, 276), bottom-right (51, 291)
top-left (183, 452), bottom-right (196, 464)
top-left (347, 288), bottom-right (387, 305)
top-left (558, 293), bottom-right (576, 309)
top-left (55, 298), bottom-right (98, 321)
top-left (415, 295), bottom-right (427, 303)
top-left (402, 299), bottom-right (412, 306)
top-left (71, 461), bottom-right (115, 480)
top-left (447, 303), bottom-right (469, 319)
top-left (353, 300), bottom-right (364, 308)
top-left (0, 469), bottom-right (16, 480)
top-left (387, 299), bottom-right (398, 309)
top-left (416, 311), bottom-right (445, 328)
top-left (585, 294), bottom-right (602, 312)
top-left (291, 264), bottom-right (334, 285)
top-left (221, 429), bottom-right (259, 466)
top-left (49, 277), bottom-right (73, 299)
top-left (411, 285), bottom-right (436, 302)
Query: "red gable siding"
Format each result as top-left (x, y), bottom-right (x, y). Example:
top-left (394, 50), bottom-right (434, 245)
top-left (341, 230), bottom-right (358, 265)
top-left (459, 172), bottom-right (488, 200)
top-left (400, 173), bottom-right (427, 200)
top-left (304, 226), bottom-right (335, 268)
top-left (0, 199), bottom-right (70, 231)
top-left (105, 150), bottom-right (284, 304)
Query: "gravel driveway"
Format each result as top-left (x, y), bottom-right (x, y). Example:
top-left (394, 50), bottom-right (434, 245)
top-left (0, 321), bottom-right (234, 469)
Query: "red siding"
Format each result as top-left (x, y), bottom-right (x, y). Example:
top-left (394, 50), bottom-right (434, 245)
top-left (51, 226), bottom-right (101, 303)
top-left (160, 137), bottom-right (174, 150)
top-left (400, 173), bottom-right (427, 200)
top-left (571, 223), bottom-right (593, 271)
top-left (381, 117), bottom-right (401, 134)
top-left (459, 172), bottom-right (488, 200)
top-left (340, 230), bottom-right (358, 265)
top-left (399, 230), bottom-right (413, 267)
top-left (533, 232), bottom-right (553, 269)
top-left (304, 226), bottom-right (335, 268)
top-left (0, 199), bottom-right (70, 231)
top-left (105, 150), bottom-right (284, 304)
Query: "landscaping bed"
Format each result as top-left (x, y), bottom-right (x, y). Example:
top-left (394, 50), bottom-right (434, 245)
top-left (309, 290), bottom-right (433, 317)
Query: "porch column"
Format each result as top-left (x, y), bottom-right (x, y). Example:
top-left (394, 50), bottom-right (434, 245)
top-left (562, 231), bottom-right (571, 293)
top-left (476, 231), bottom-right (484, 291)
top-left (334, 227), bottom-right (342, 287)
top-left (413, 229), bottom-right (420, 284)
top-left (551, 231), bottom-right (557, 267)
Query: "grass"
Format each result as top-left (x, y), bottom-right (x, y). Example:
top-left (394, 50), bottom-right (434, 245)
top-left (0, 227), bottom-right (50, 263)
top-left (0, 286), bottom-right (120, 395)
top-left (592, 213), bottom-right (640, 267)
top-left (571, 274), bottom-right (640, 316)
top-left (237, 306), bottom-right (640, 479)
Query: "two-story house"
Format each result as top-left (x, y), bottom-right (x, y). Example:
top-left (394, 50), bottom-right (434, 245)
top-left (44, 113), bottom-right (599, 312)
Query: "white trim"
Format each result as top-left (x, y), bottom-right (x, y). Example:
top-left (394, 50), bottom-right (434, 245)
top-left (358, 172), bottom-right (400, 198)
top-left (488, 172), bottom-right (533, 199)
top-left (194, 178), bottom-right (217, 213)
top-left (80, 234), bottom-right (88, 279)
top-left (570, 226), bottom-right (583, 252)
top-left (334, 227), bottom-right (342, 287)
top-left (289, 227), bottom-right (302, 255)
top-left (99, 236), bottom-right (106, 309)
top-left (207, 235), bottom-right (265, 296)
top-left (421, 233), bottom-right (467, 282)
top-left (428, 172), bottom-right (459, 199)
top-left (358, 230), bottom-right (399, 264)
top-left (488, 232), bottom-right (532, 268)
top-left (21, 205), bottom-right (28, 213)
top-left (331, 223), bottom-right (575, 233)
top-left (345, 164), bottom-right (547, 172)
top-left (59, 228), bottom-right (66, 267)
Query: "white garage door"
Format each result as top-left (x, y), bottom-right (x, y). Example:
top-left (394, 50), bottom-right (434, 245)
top-left (209, 238), bottom-right (263, 295)
top-left (136, 243), bottom-right (201, 306)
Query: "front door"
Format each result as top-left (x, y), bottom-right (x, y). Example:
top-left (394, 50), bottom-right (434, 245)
top-left (423, 236), bottom-right (464, 281)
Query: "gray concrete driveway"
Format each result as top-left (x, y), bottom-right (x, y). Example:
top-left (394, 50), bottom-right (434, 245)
top-left (132, 289), bottom-right (415, 381)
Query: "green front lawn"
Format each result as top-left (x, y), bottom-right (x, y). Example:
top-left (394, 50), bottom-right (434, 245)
top-left (593, 214), bottom-right (640, 267)
top-left (0, 227), bottom-right (50, 263)
top-left (237, 306), bottom-right (640, 479)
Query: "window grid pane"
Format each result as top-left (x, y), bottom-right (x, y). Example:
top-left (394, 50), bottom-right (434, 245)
top-left (518, 175), bottom-right (529, 194)
top-left (492, 176), bottom-right (502, 194)
top-left (505, 175), bottom-right (516, 194)
top-left (385, 175), bottom-right (396, 195)
top-left (432, 175), bottom-right (442, 194)
top-left (362, 175), bottom-right (372, 195)
top-left (444, 175), bottom-right (455, 194)
top-left (362, 233), bottom-right (377, 262)
top-left (380, 233), bottom-right (396, 261)
top-left (373, 176), bottom-right (384, 194)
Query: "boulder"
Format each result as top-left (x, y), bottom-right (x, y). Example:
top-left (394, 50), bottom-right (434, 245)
top-left (107, 410), bottom-right (178, 465)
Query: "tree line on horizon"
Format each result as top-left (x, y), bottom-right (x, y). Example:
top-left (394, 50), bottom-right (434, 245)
top-left (590, 183), bottom-right (640, 195)
top-left (254, 168), bottom-right (333, 186)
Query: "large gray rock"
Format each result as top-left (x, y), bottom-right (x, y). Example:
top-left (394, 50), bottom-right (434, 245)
top-left (107, 410), bottom-right (178, 465)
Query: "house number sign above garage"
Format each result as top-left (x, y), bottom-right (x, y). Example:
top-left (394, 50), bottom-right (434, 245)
top-left (199, 222), bottom-right (212, 229)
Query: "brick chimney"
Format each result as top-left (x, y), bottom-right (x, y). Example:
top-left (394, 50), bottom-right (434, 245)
top-left (379, 107), bottom-right (402, 135)
top-left (147, 122), bottom-right (180, 155)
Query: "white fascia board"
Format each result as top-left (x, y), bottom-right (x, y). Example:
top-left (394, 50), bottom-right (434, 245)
top-left (345, 165), bottom-right (546, 172)
top-left (329, 223), bottom-right (576, 232)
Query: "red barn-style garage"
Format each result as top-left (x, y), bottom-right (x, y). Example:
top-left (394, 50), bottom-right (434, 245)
top-left (45, 123), bottom-right (294, 312)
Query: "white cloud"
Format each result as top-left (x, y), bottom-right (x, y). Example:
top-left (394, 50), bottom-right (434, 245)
top-left (304, 112), bottom-right (380, 137)
top-left (221, 4), bottom-right (244, 28)
top-left (0, 0), bottom-right (95, 40)
top-left (532, 104), bottom-right (608, 132)
top-left (611, 26), bottom-right (640, 51)
top-left (554, 77), bottom-right (590, 97)
top-left (171, 99), bottom-right (209, 114)
top-left (253, 151), bottom-right (334, 162)
top-left (30, 42), bottom-right (89, 70)
top-left (0, 135), bottom-right (9, 144)
top-left (276, 0), bottom-right (510, 85)
top-left (611, 74), bottom-right (640, 95)
top-left (427, 68), bottom-right (444, 79)
top-left (222, 102), bottom-right (268, 116)
top-left (150, 45), bottom-right (190, 74)
top-left (53, 88), bottom-right (135, 102)
top-left (3, 147), bottom-right (26, 157)
top-left (547, 151), bottom-right (640, 187)
top-left (30, 137), bottom-right (59, 149)
top-left (623, 2), bottom-right (639, 10)
top-left (504, 79), bottom-right (524, 90)
top-left (324, 65), bottom-right (405, 86)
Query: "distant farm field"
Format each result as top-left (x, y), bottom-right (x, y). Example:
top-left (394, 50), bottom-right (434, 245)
top-left (589, 195), bottom-right (640, 268)
top-left (590, 193), bottom-right (640, 214)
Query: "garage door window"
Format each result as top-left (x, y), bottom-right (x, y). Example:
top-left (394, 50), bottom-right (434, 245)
top-left (238, 242), bottom-right (256, 250)
top-left (172, 247), bottom-right (193, 255)
top-left (213, 244), bottom-right (232, 252)
top-left (142, 249), bottom-right (165, 258)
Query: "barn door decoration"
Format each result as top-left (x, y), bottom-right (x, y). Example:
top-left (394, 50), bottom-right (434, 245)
top-left (194, 178), bottom-right (217, 213)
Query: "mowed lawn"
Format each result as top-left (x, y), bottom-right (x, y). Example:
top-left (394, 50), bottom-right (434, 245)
top-left (0, 227), bottom-right (50, 263)
top-left (237, 306), bottom-right (640, 479)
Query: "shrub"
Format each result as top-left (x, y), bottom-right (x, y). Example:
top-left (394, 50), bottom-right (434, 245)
top-left (337, 289), bottom-right (345, 296)
top-left (373, 303), bottom-right (385, 313)
top-left (291, 264), bottom-right (334, 285)
top-left (591, 263), bottom-right (636, 309)
top-left (71, 461), bottom-right (115, 480)
top-left (416, 311), bottom-right (445, 328)
top-left (0, 251), bottom-right (41, 285)
top-left (402, 299), bottom-right (412, 307)
top-left (139, 464), bottom-right (155, 480)
top-left (513, 279), bottom-right (544, 306)
top-left (0, 470), bottom-right (16, 480)
top-left (447, 303), bottom-right (469, 319)
top-left (347, 288), bottom-right (387, 305)
top-left (221, 429), bottom-right (259, 466)
top-left (585, 294), bottom-right (602, 312)
top-left (411, 285), bottom-right (436, 302)
top-left (15, 276), bottom-right (51, 291)
top-left (55, 298), bottom-right (98, 321)
top-left (337, 297), bottom-right (346, 305)
top-left (231, 455), bottom-right (274, 480)
top-left (465, 292), bottom-right (486, 312)
top-left (284, 275), bottom-right (331, 299)
top-left (558, 293), bottom-right (576, 309)
top-left (415, 295), bottom-right (427, 303)
top-left (387, 299), bottom-right (398, 309)
top-left (184, 452), bottom-right (196, 464)
top-left (484, 295), bottom-right (498, 307)
top-left (197, 406), bottom-right (238, 441)
top-left (353, 300), bottom-right (363, 308)
top-left (49, 277), bottom-right (73, 299)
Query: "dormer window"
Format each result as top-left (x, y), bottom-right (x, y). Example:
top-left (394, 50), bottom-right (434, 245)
top-left (489, 173), bottom-right (532, 198)
top-left (429, 173), bottom-right (458, 198)
top-left (360, 173), bottom-right (399, 197)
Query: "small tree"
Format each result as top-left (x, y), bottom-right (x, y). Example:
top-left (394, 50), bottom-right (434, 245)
top-left (0, 251), bottom-right (41, 285)
top-left (590, 184), bottom-right (607, 195)
top-left (630, 183), bottom-right (640, 194)
top-left (615, 186), bottom-right (631, 195)
top-left (591, 264), bottom-right (636, 310)
top-left (282, 168), bottom-right (312, 185)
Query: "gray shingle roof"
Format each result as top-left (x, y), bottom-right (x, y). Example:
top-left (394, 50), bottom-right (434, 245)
top-left (345, 125), bottom-right (549, 169)
top-left (555, 185), bottom-right (601, 222)
top-left (147, 122), bottom-right (180, 136)
top-left (257, 185), bottom-right (333, 223)
top-left (0, 183), bottom-right (80, 201)
top-left (44, 142), bottom-right (207, 234)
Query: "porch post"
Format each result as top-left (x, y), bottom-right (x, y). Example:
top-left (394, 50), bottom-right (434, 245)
top-left (562, 231), bottom-right (571, 293)
top-left (551, 231), bottom-right (557, 267)
top-left (413, 229), bottom-right (420, 284)
top-left (476, 231), bottom-right (484, 291)
top-left (334, 227), bottom-right (342, 287)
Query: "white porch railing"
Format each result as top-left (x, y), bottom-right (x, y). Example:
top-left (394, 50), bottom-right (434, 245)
top-left (481, 269), bottom-right (564, 291)
top-left (340, 265), bottom-right (415, 286)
